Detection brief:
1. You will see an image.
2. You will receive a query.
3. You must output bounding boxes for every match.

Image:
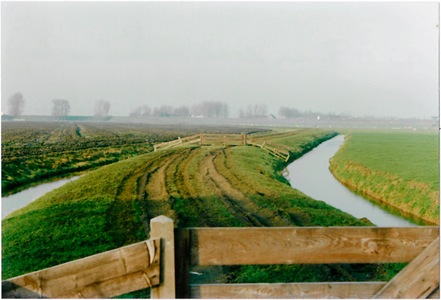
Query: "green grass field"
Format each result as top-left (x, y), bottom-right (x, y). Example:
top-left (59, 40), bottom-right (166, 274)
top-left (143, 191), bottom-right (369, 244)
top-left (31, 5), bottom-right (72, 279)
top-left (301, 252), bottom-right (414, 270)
top-left (2, 128), bottom-right (403, 295)
top-left (329, 132), bottom-right (439, 224)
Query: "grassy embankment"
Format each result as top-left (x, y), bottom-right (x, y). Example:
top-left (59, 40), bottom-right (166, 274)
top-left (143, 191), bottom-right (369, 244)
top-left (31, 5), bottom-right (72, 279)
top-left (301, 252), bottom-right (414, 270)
top-left (329, 132), bottom-right (439, 224)
top-left (3, 128), bottom-right (402, 296)
top-left (2, 122), bottom-right (264, 196)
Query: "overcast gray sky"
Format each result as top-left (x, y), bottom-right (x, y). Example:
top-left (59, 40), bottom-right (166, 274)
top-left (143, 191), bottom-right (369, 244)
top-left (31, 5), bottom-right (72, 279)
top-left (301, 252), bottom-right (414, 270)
top-left (2, 2), bottom-right (439, 118)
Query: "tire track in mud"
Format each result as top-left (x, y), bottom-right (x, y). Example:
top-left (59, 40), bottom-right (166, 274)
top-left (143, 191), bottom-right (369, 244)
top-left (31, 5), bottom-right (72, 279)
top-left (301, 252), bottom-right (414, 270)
top-left (201, 150), bottom-right (292, 227)
top-left (212, 150), bottom-right (293, 227)
top-left (200, 152), bottom-right (264, 227)
top-left (142, 152), bottom-right (182, 222)
top-left (130, 145), bottom-right (298, 234)
top-left (173, 148), bottom-right (224, 227)
top-left (112, 151), bottom-right (178, 238)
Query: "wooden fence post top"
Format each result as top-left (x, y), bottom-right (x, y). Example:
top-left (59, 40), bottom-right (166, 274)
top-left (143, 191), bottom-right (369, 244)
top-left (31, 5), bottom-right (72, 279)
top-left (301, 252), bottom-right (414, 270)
top-left (151, 215), bottom-right (174, 224)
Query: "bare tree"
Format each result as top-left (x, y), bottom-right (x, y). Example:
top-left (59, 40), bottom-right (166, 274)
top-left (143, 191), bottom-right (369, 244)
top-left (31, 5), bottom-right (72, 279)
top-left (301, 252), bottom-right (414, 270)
top-left (238, 108), bottom-right (245, 118)
top-left (52, 99), bottom-right (70, 121)
top-left (94, 100), bottom-right (111, 117)
top-left (174, 105), bottom-right (190, 117)
top-left (152, 105), bottom-right (174, 117)
top-left (140, 105), bottom-right (151, 116)
top-left (7, 92), bottom-right (25, 117)
top-left (129, 104), bottom-right (152, 117)
top-left (129, 108), bottom-right (141, 117)
top-left (191, 101), bottom-right (229, 118)
top-left (245, 104), bottom-right (253, 118)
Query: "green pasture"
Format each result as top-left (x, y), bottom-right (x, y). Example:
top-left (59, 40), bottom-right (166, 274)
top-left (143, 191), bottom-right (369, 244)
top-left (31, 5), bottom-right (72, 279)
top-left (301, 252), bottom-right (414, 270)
top-left (338, 132), bottom-right (438, 188)
top-left (330, 132), bottom-right (439, 224)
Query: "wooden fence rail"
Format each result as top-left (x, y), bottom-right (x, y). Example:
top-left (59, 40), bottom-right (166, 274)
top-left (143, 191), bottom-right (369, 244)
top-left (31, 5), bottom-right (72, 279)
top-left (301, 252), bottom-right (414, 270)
top-left (3, 216), bottom-right (439, 299)
top-left (153, 134), bottom-right (290, 161)
top-left (2, 239), bottom-right (161, 298)
top-left (150, 216), bottom-right (439, 299)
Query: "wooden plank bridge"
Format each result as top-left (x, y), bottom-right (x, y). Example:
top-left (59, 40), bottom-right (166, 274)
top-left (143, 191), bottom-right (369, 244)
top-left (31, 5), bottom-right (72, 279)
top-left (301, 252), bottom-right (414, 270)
top-left (3, 216), bottom-right (439, 298)
top-left (153, 134), bottom-right (291, 162)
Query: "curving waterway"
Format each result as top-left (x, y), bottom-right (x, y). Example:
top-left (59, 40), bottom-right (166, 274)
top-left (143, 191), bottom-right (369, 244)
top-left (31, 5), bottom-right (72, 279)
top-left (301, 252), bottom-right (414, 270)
top-left (285, 135), bottom-right (426, 227)
top-left (2, 176), bottom-right (81, 219)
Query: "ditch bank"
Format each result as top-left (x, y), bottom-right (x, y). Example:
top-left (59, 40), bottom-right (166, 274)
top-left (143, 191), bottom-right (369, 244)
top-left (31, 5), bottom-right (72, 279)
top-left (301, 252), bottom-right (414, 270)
top-left (329, 135), bottom-right (439, 225)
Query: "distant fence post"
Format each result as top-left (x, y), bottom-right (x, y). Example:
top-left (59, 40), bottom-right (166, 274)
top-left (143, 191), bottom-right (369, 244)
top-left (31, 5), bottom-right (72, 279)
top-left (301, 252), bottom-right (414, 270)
top-left (150, 216), bottom-right (176, 299)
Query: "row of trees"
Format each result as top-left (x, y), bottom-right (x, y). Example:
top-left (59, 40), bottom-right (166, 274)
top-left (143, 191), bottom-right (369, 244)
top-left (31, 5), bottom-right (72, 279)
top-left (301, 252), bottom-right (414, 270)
top-left (7, 92), bottom-right (350, 121)
top-left (6, 92), bottom-right (111, 120)
top-left (278, 106), bottom-right (351, 120)
top-left (238, 104), bottom-right (268, 118)
top-left (129, 105), bottom-right (190, 117)
top-left (128, 101), bottom-right (230, 118)
top-left (51, 99), bottom-right (110, 120)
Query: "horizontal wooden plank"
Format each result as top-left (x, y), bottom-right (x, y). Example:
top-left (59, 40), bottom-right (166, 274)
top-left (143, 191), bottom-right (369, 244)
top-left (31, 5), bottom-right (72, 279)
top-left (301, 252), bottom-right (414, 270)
top-left (3, 239), bottom-right (161, 298)
top-left (373, 237), bottom-right (439, 299)
top-left (180, 134), bottom-right (202, 141)
top-left (250, 139), bottom-right (292, 150)
top-left (190, 282), bottom-right (386, 299)
top-left (181, 139), bottom-right (201, 146)
top-left (203, 134), bottom-right (242, 137)
top-left (185, 227), bottom-right (439, 265)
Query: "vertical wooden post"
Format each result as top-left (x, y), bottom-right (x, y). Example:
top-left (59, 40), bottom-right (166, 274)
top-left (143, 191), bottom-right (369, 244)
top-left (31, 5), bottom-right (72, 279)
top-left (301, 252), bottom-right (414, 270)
top-left (200, 134), bottom-right (204, 145)
top-left (150, 216), bottom-right (176, 299)
top-left (174, 229), bottom-right (190, 298)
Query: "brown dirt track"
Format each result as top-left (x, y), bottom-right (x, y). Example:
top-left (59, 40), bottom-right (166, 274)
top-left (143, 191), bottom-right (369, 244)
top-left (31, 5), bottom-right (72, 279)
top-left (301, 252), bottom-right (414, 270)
top-left (131, 146), bottom-right (297, 232)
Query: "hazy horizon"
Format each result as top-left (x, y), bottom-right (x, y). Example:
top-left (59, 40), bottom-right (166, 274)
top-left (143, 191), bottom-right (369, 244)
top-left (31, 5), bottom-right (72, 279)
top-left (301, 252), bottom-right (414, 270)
top-left (2, 2), bottom-right (439, 119)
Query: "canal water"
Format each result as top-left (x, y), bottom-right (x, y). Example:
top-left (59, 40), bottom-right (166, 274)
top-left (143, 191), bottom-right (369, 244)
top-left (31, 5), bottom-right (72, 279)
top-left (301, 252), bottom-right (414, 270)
top-left (285, 135), bottom-right (424, 227)
top-left (2, 176), bottom-right (81, 219)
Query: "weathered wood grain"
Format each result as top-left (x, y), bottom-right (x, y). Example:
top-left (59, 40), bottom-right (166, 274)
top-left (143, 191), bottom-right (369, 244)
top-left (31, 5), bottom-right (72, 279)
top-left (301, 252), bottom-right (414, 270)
top-left (2, 238), bottom-right (160, 298)
top-left (373, 237), bottom-right (439, 299)
top-left (186, 227), bottom-right (439, 266)
top-left (190, 282), bottom-right (387, 299)
top-left (151, 216), bottom-right (176, 299)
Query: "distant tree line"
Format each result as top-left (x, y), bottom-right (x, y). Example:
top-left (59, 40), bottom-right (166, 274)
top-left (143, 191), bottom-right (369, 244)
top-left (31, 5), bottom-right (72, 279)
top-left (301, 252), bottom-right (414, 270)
top-left (278, 106), bottom-right (352, 120)
top-left (238, 104), bottom-right (268, 118)
top-left (51, 99), bottom-right (111, 121)
top-left (4, 92), bottom-right (355, 121)
top-left (129, 104), bottom-right (190, 117)
top-left (191, 101), bottom-right (229, 118)
top-left (129, 101), bottom-right (229, 118)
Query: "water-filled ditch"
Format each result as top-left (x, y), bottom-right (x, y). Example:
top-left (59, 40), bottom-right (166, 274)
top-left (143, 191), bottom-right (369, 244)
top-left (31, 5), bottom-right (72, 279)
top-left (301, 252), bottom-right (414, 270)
top-left (284, 135), bottom-right (428, 227)
top-left (2, 176), bottom-right (81, 219)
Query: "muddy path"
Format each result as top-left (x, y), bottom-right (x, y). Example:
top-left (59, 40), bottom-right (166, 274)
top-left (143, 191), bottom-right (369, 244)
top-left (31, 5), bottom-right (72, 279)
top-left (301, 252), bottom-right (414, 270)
top-left (125, 146), bottom-right (298, 231)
